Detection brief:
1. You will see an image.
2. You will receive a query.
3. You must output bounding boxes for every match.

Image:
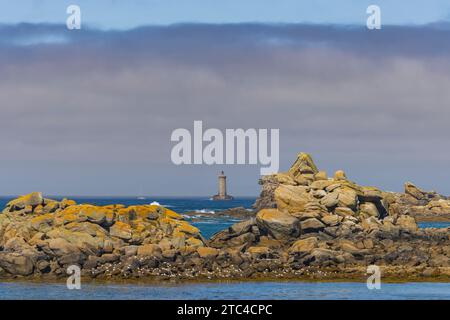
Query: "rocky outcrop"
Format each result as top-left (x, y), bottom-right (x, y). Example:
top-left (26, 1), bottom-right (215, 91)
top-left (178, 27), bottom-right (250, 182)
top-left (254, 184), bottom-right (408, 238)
top-left (0, 194), bottom-right (207, 279)
top-left (254, 152), bottom-right (389, 221)
top-left (236, 153), bottom-right (450, 279)
top-left (253, 175), bottom-right (285, 211)
top-left (254, 153), bottom-right (450, 224)
top-left (1, 154), bottom-right (450, 282)
top-left (386, 182), bottom-right (450, 221)
top-left (404, 182), bottom-right (444, 203)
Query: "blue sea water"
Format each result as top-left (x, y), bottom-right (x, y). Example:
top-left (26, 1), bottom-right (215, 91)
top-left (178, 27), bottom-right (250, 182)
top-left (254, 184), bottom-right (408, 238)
top-left (0, 281), bottom-right (449, 300)
top-left (418, 222), bottom-right (450, 229)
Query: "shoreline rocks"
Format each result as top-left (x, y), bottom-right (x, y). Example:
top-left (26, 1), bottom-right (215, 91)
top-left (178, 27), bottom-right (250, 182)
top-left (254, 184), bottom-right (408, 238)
top-left (1, 153), bottom-right (450, 282)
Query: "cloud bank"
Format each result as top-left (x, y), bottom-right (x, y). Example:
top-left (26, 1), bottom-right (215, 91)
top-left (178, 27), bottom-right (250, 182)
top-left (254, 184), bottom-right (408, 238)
top-left (1, 23), bottom-right (450, 196)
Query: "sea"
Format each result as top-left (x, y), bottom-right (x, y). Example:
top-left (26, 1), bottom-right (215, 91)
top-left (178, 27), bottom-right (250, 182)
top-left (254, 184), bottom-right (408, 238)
top-left (0, 196), bottom-right (449, 300)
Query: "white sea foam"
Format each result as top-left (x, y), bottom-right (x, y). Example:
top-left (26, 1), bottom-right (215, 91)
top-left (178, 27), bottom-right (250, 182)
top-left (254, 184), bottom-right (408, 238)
top-left (195, 209), bottom-right (215, 214)
top-left (149, 201), bottom-right (174, 207)
top-left (183, 214), bottom-right (207, 219)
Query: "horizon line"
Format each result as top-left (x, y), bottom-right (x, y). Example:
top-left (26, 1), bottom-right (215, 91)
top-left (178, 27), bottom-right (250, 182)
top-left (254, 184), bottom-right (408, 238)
top-left (0, 194), bottom-right (258, 199)
top-left (2, 20), bottom-right (450, 31)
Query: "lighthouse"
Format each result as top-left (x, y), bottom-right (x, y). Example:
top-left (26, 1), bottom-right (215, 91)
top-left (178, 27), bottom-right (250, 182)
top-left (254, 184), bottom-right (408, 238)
top-left (212, 171), bottom-right (234, 200)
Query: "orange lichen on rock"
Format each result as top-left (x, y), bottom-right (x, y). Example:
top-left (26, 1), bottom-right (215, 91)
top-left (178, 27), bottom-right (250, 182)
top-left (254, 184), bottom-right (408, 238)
top-left (0, 193), bottom-right (209, 278)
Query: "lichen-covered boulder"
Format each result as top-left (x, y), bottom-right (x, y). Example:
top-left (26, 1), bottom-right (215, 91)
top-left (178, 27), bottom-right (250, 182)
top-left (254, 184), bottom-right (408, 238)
top-left (335, 187), bottom-right (358, 210)
top-left (5, 192), bottom-right (43, 212)
top-left (404, 182), bottom-right (429, 201)
top-left (359, 202), bottom-right (379, 218)
top-left (0, 252), bottom-right (34, 276)
top-left (333, 170), bottom-right (347, 181)
top-left (289, 152), bottom-right (318, 174)
top-left (197, 247), bottom-right (219, 259)
top-left (256, 209), bottom-right (300, 240)
top-left (110, 221), bottom-right (133, 240)
top-left (396, 215), bottom-right (418, 232)
top-left (289, 237), bottom-right (318, 254)
top-left (300, 218), bottom-right (325, 233)
top-left (274, 185), bottom-right (311, 213)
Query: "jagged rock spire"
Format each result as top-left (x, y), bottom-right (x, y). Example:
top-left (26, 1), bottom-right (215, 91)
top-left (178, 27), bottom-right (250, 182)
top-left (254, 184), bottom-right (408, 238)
top-left (287, 152), bottom-right (319, 185)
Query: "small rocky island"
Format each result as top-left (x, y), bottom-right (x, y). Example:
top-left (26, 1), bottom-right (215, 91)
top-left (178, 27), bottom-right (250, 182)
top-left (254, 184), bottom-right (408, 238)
top-left (0, 153), bottom-right (449, 282)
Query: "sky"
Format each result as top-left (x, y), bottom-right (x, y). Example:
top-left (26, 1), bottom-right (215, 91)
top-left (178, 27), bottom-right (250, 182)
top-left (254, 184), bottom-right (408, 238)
top-left (1, 0), bottom-right (450, 28)
top-left (1, 1), bottom-right (450, 197)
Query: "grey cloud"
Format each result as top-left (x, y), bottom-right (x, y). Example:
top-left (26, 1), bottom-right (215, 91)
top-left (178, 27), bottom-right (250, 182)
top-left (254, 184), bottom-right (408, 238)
top-left (0, 23), bottom-right (450, 196)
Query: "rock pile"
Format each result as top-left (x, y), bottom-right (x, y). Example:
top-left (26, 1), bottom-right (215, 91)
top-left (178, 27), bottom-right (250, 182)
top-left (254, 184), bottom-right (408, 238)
top-left (0, 192), bottom-right (207, 277)
top-left (254, 153), bottom-right (388, 218)
top-left (210, 153), bottom-right (450, 277)
top-left (388, 182), bottom-right (450, 221)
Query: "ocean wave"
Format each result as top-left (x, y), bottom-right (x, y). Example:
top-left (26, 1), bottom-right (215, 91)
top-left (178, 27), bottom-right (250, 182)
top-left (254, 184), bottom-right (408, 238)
top-left (192, 220), bottom-right (220, 224)
top-left (182, 214), bottom-right (210, 219)
top-left (195, 209), bottom-right (215, 214)
top-left (148, 201), bottom-right (174, 208)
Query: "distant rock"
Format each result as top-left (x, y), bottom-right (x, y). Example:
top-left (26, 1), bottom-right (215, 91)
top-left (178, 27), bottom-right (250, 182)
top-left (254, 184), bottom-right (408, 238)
top-left (183, 207), bottom-right (255, 220)
top-left (404, 182), bottom-right (443, 203)
top-left (385, 182), bottom-right (450, 221)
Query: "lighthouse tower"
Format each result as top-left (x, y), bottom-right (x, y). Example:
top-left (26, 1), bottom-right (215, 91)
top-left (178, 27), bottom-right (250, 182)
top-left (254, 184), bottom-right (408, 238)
top-left (212, 171), bottom-right (234, 200)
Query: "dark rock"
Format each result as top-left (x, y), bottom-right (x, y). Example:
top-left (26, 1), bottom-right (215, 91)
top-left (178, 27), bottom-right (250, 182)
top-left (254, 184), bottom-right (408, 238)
top-left (0, 252), bottom-right (34, 276)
